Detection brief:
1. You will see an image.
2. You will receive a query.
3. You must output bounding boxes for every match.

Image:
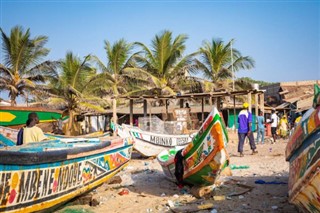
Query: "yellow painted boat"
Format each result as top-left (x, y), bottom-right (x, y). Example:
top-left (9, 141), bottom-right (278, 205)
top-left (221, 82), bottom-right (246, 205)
top-left (0, 135), bottom-right (134, 212)
top-left (286, 84), bottom-right (320, 212)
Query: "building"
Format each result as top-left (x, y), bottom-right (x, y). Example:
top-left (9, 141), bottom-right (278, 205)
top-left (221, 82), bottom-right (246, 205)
top-left (261, 80), bottom-right (320, 114)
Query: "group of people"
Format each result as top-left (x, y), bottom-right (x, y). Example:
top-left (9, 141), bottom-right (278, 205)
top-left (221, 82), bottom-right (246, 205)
top-left (237, 103), bottom-right (303, 157)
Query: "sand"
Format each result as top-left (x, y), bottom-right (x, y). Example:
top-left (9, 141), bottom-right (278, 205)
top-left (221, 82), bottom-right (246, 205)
top-left (56, 132), bottom-right (298, 213)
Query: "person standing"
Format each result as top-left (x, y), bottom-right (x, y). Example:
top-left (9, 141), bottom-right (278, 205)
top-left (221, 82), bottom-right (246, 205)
top-left (279, 115), bottom-right (289, 139)
top-left (256, 111), bottom-right (265, 144)
top-left (238, 102), bottom-right (258, 157)
top-left (270, 109), bottom-right (279, 143)
top-left (23, 112), bottom-right (47, 144)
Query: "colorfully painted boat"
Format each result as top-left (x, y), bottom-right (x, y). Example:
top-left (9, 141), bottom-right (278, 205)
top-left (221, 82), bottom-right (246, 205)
top-left (0, 135), bottom-right (134, 212)
top-left (157, 107), bottom-right (229, 186)
top-left (0, 106), bottom-right (62, 127)
top-left (0, 126), bottom-right (109, 146)
top-left (286, 84), bottom-right (320, 212)
top-left (112, 123), bottom-right (194, 157)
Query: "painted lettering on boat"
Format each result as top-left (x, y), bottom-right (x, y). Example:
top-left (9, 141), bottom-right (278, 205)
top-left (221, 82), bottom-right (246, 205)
top-left (150, 136), bottom-right (173, 146)
top-left (176, 137), bottom-right (189, 145)
top-left (0, 160), bottom-right (101, 206)
top-left (2, 162), bottom-right (85, 204)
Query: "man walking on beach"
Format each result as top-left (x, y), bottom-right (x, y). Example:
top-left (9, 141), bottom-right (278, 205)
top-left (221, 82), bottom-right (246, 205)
top-left (238, 103), bottom-right (258, 157)
top-left (270, 109), bottom-right (278, 143)
top-left (256, 111), bottom-right (265, 144)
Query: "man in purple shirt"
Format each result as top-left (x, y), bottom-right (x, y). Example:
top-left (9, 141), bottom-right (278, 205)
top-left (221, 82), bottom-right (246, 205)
top-left (238, 102), bottom-right (258, 157)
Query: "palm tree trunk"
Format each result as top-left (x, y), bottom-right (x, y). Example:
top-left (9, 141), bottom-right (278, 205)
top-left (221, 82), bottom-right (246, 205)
top-left (10, 95), bottom-right (17, 106)
top-left (66, 110), bottom-right (73, 136)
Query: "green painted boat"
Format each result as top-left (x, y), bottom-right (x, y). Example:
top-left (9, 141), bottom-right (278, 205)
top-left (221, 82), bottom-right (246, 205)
top-left (0, 106), bottom-right (62, 127)
top-left (157, 107), bottom-right (229, 186)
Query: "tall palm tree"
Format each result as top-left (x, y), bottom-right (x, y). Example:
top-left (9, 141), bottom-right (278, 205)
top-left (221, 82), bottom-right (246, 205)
top-left (0, 26), bottom-right (55, 105)
top-left (44, 52), bottom-right (104, 135)
top-left (90, 39), bottom-right (136, 97)
top-left (89, 39), bottom-right (137, 125)
top-left (195, 38), bottom-right (255, 91)
top-left (126, 30), bottom-right (195, 96)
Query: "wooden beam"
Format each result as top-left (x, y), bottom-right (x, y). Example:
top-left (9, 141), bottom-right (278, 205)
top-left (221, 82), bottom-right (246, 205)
top-left (247, 92), bottom-right (252, 112)
top-left (165, 99), bottom-right (168, 115)
top-left (201, 98), bottom-right (204, 123)
top-left (180, 99), bottom-right (184, 108)
top-left (143, 99), bottom-right (147, 117)
top-left (129, 99), bottom-right (133, 126)
top-left (260, 93), bottom-right (265, 114)
top-left (233, 95), bottom-right (236, 132)
top-left (217, 97), bottom-right (222, 111)
top-left (254, 93), bottom-right (258, 122)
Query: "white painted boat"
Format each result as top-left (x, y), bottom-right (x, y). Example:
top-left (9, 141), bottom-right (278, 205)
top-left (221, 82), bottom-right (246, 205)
top-left (112, 123), bottom-right (194, 157)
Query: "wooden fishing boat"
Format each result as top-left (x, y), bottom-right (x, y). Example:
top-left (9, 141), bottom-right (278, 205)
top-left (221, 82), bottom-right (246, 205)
top-left (112, 123), bottom-right (194, 157)
top-left (157, 107), bottom-right (229, 186)
top-left (0, 135), bottom-right (134, 212)
top-left (0, 106), bottom-right (62, 127)
top-left (286, 84), bottom-right (320, 212)
top-left (0, 126), bottom-right (109, 146)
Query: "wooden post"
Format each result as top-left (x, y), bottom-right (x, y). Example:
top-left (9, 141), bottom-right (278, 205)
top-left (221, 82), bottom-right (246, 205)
top-left (201, 98), bottom-right (204, 123)
top-left (255, 93), bottom-right (258, 123)
top-left (209, 96), bottom-right (213, 107)
top-left (247, 92), bottom-right (252, 112)
top-left (233, 95), bottom-right (236, 132)
top-left (217, 97), bottom-right (221, 111)
top-left (165, 99), bottom-right (168, 117)
top-left (129, 99), bottom-right (133, 126)
top-left (180, 99), bottom-right (184, 108)
top-left (260, 93), bottom-right (265, 114)
top-left (143, 99), bottom-right (147, 117)
top-left (112, 99), bottom-right (117, 136)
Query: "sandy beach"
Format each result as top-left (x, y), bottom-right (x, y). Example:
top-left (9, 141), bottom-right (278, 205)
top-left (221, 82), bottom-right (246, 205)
top-left (57, 132), bottom-right (298, 213)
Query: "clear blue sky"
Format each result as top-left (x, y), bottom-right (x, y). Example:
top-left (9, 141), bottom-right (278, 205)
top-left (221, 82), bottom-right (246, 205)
top-left (0, 0), bottom-right (319, 84)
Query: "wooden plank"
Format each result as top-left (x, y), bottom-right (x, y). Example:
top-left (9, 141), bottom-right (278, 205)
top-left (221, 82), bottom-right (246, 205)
top-left (201, 98), bottom-right (204, 123)
top-left (247, 92), bottom-right (252, 112)
top-left (143, 99), bottom-right (147, 117)
top-left (129, 99), bottom-right (133, 125)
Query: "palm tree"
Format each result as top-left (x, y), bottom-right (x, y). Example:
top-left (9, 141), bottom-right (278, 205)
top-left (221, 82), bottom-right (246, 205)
top-left (0, 26), bottom-right (55, 105)
top-left (126, 30), bottom-right (195, 97)
top-left (90, 39), bottom-right (136, 98)
top-left (44, 52), bottom-right (104, 135)
top-left (195, 38), bottom-right (255, 91)
top-left (90, 39), bottom-right (142, 125)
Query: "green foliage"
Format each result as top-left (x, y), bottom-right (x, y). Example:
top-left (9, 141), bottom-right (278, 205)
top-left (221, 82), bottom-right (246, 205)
top-left (195, 39), bottom-right (255, 91)
top-left (126, 30), bottom-right (195, 96)
top-left (236, 77), bottom-right (274, 88)
top-left (0, 26), bottom-right (56, 105)
top-left (89, 39), bottom-right (135, 97)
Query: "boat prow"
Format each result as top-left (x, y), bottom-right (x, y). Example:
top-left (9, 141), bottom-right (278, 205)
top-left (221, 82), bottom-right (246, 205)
top-left (286, 84), bottom-right (320, 212)
top-left (157, 107), bottom-right (229, 186)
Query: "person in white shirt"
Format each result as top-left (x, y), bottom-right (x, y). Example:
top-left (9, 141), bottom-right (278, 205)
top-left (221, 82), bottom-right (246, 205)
top-left (270, 109), bottom-right (278, 143)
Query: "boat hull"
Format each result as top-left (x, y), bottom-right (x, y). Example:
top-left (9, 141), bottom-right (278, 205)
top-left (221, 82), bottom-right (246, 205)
top-left (286, 107), bottom-right (320, 212)
top-left (0, 137), bottom-right (133, 213)
top-left (114, 124), bottom-right (193, 157)
top-left (0, 126), bottom-right (110, 146)
top-left (157, 107), bottom-right (229, 186)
